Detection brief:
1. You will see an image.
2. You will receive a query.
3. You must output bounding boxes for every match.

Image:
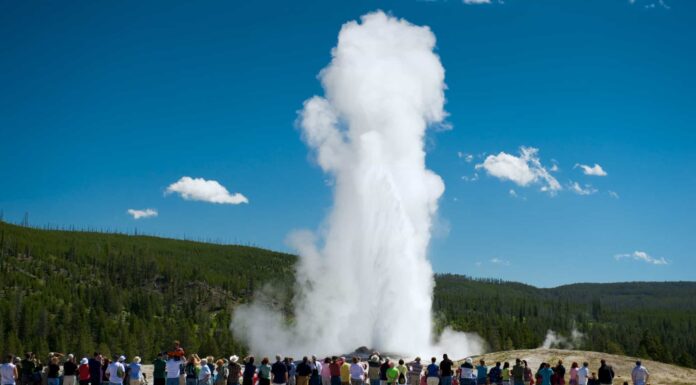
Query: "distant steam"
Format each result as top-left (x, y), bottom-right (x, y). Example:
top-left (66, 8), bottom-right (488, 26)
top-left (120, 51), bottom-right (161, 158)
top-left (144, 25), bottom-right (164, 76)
top-left (232, 11), bottom-right (483, 358)
top-left (541, 328), bottom-right (585, 349)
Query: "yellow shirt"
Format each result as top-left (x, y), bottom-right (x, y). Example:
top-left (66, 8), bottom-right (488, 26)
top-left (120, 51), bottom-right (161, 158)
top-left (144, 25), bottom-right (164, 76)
top-left (340, 363), bottom-right (351, 383)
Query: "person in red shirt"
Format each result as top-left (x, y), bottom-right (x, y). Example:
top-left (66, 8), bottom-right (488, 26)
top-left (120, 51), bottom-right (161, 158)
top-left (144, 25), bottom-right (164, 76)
top-left (79, 358), bottom-right (91, 385)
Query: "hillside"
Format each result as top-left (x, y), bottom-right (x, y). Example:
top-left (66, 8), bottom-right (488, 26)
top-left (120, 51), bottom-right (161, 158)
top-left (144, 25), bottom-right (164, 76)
top-left (1, 222), bottom-right (695, 369)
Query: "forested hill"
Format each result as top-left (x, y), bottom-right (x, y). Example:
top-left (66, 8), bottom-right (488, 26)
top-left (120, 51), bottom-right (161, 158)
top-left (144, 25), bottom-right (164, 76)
top-left (1, 222), bottom-right (695, 369)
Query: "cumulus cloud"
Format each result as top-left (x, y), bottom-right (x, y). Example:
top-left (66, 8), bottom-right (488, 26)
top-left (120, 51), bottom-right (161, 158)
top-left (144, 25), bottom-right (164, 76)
top-left (127, 208), bottom-right (158, 219)
top-left (476, 146), bottom-right (561, 194)
top-left (568, 181), bottom-right (598, 196)
top-left (575, 163), bottom-right (608, 176)
top-left (165, 176), bottom-right (248, 205)
top-left (615, 250), bottom-right (668, 265)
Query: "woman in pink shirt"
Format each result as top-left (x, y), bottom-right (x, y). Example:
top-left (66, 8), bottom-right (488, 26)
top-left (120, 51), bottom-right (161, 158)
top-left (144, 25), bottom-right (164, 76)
top-left (321, 358), bottom-right (332, 385)
top-left (568, 363), bottom-right (579, 385)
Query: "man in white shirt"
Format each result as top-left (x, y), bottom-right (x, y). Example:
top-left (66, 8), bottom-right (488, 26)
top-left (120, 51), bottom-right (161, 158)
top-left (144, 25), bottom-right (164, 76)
top-left (108, 356), bottom-right (126, 385)
top-left (577, 362), bottom-right (590, 385)
top-left (1, 355), bottom-right (18, 385)
top-left (630, 361), bottom-right (649, 385)
top-left (166, 356), bottom-right (183, 385)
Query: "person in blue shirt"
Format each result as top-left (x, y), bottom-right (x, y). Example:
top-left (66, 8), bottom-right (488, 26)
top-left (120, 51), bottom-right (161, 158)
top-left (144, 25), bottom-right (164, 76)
top-left (539, 364), bottom-right (554, 385)
top-left (425, 358), bottom-right (439, 385)
top-left (475, 360), bottom-right (488, 385)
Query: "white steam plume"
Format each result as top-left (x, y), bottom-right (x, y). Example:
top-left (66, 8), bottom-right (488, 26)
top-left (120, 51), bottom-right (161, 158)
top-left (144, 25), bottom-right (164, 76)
top-left (540, 328), bottom-right (585, 349)
top-left (232, 11), bottom-right (482, 359)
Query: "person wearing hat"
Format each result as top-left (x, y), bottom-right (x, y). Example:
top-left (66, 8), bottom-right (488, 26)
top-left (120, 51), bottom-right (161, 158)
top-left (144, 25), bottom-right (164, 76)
top-left (458, 359), bottom-right (475, 385)
top-left (227, 356), bottom-right (241, 385)
top-left (64, 355), bottom-right (79, 385)
top-left (79, 358), bottom-right (91, 385)
top-left (129, 358), bottom-right (143, 385)
top-left (107, 355), bottom-right (126, 385)
top-left (407, 357), bottom-right (422, 385)
top-left (199, 359), bottom-right (212, 385)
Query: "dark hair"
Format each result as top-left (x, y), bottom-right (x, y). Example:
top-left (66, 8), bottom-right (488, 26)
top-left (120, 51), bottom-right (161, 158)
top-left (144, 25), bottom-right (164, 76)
top-left (5, 354), bottom-right (14, 363)
top-left (431, 357), bottom-right (436, 363)
top-left (571, 362), bottom-right (578, 369)
top-left (496, 362), bottom-right (501, 367)
top-left (303, 357), bottom-right (309, 363)
top-left (443, 354), bottom-right (448, 360)
top-left (399, 359), bottom-right (404, 365)
top-left (583, 362), bottom-right (588, 367)
top-left (324, 358), bottom-right (330, 364)
top-left (353, 357), bottom-right (359, 364)
top-left (261, 357), bottom-right (269, 365)
top-left (503, 362), bottom-right (509, 369)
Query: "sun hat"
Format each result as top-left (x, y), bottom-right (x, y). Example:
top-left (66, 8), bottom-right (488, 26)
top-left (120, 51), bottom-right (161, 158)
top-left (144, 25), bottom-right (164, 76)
top-left (230, 356), bottom-right (239, 363)
top-left (81, 358), bottom-right (88, 365)
top-left (119, 356), bottom-right (126, 362)
top-left (134, 357), bottom-right (141, 363)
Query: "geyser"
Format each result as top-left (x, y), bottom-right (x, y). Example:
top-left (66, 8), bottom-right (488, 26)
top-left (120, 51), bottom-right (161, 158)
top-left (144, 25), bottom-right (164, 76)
top-left (232, 11), bottom-right (483, 358)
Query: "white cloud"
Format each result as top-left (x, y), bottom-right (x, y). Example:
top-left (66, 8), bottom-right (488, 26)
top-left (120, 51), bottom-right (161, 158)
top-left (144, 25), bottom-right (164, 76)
top-left (615, 250), bottom-right (668, 265)
top-left (461, 172), bottom-right (479, 182)
top-left (457, 152), bottom-right (474, 162)
top-left (575, 163), bottom-right (607, 176)
top-left (568, 181), bottom-right (598, 196)
top-left (509, 189), bottom-right (517, 198)
top-left (608, 190), bottom-right (620, 199)
top-left (463, 0), bottom-right (491, 3)
top-left (475, 146), bottom-right (561, 194)
top-left (127, 208), bottom-right (158, 219)
top-left (490, 257), bottom-right (510, 266)
top-left (166, 176), bottom-right (248, 205)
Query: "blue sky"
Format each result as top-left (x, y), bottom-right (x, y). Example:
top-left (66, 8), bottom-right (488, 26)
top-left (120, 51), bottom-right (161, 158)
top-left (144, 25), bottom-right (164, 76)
top-left (1, 0), bottom-right (694, 287)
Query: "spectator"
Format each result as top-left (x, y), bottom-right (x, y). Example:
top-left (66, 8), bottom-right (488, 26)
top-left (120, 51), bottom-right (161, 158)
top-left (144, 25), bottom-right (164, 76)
top-left (340, 358), bottom-right (350, 385)
top-left (488, 362), bottom-right (501, 385)
top-left (379, 359), bottom-right (390, 385)
top-left (320, 358), bottom-right (332, 385)
top-left (47, 357), bottom-right (61, 385)
top-left (271, 356), bottom-right (288, 385)
top-left (227, 356), bottom-right (241, 385)
top-left (309, 357), bottom-right (322, 385)
top-left (511, 360), bottom-right (524, 385)
top-left (348, 358), bottom-right (365, 385)
top-left (629, 362), bottom-right (648, 385)
top-left (554, 361), bottom-right (565, 385)
top-left (577, 364), bottom-right (589, 385)
top-left (184, 356), bottom-right (201, 385)
top-left (439, 355), bottom-right (453, 385)
top-left (1, 355), bottom-right (18, 385)
top-left (79, 358), bottom-right (91, 385)
top-left (107, 356), bottom-right (126, 385)
top-left (539, 364), bottom-right (554, 385)
top-left (458, 359), bottom-right (475, 385)
top-left (153, 354), bottom-right (167, 385)
top-left (89, 354), bottom-right (103, 385)
top-left (475, 360), bottom-right (487, 385)
top-left (129, 358), bottom-right (143, 385)
top-left (214, 359), bottom-right (227, 385)
top-left (407, 358), bottom-right (422, 385)
top-left (20, 354), bottom-right (37, 385)
top-left (166, 356), bottom-right (183, 385)
top-left (329, 358), bottom-right (341, 385)
top-left (64, 355), bottom-right (78, 385)
top-left (568, 363), bottom-right (578, 385)
top-left (597, 361), bottom-right (614, 385)
top-left (259, 358), bottom-right (272, 385)
top-left (385, 364), bottom-right (398, 385)
top-left (425, 358), bottom-right (438, 385)
top-left (501, 363), bottom-right (510, 385)
top-left (242, 357), bottom-right (256, 385)
top-left (366, 357), bottom-right (379, 385)
top-left (395, 360), bottom-right (406, 385)
top-left (297, 357), bottom-right (313, 385)
top-left (285, 358), bottom-right (296, 385)
top-left (199, 359), bottom-right (212, 385)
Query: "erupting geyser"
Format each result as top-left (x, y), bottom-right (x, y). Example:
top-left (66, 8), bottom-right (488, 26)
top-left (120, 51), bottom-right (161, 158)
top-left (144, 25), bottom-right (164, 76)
top-left (232, 11), bottom-right (483, 358)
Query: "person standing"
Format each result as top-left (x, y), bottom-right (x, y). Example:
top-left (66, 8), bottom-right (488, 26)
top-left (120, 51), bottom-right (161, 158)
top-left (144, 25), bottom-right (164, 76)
top-left (241, 357), bottom-right (256, 385)
top-left (407, 358), bottom-right (422, 385)
top-left (271, 357), bottom-right (288, 385)
top-left (285, 358), bottom-right (296, 385)
top-left (597, 361), bottom-right (614, 385)
top-left (184, 357), bottom-right (201, 385)
top-left (474, 361), bottom-right (487, 385)
top-left (501, 363), bottom-right (510, 385)
top-left (47, 357), bottom-right (61, 385)
top-left (227, 357), bottom-right (241, 385)
top-left (78, 359), bottom-right (91, 385)
top-left (198, 359), bottom-right (211, 385)
top-left (258, 358), bottom-right (272, 385)
top-left (320, 359), bottom-right (332, 385)
top-left (457, 358), bottom-right (475, 385)
top-left (64, 355), bottom-right (78, 385)
top-left (554, 361), bottom-right (565, 385)
top-left (511, 360), bottom-right (524, 385)
top-left (1, 355), bottom-right (18, 385)
top-left (522, 361), bottom-right (532, 385)
top-left (425, 358), bottom-right (438, 385)
top-left (88, 354), bottom-right (103, 385)
top-left (129, 358), bottom-right (143, 385)
top-left (395, 361), bottom-right (406, 385)
top-left (348, 358), bottom-right (365, 385)
top-left (20, 354), bottom-right (36, 385)
top-left (107, 356), bottom-right (126, 385)
top-left (439, 356), bottom-right (453, 385)
top-left (488, 362), bottom-right (501, 385)
top-left (568, 363), bottom-right (578, 385)
top-left (166, 356), bottom-right (183, 385)
top-left (339, 359), bottom-right (350, 385)
top-left (215, 359), bottom-right (228, 385)
top-left (539, 364), bottom-right (554, 385)
top-left (309, 357), bottom-right (321, 385)
top-left (297, 358), bottom-right (312, 385)
top-left (366, 358), bottom-right (379, 385)
top-left (153, 354), bottom-right (167, 385)
top-left (385, 364), bottom-right (398, 385)
top-left (576, 364), bottom-right (589, 385)
top-left (629, 362), bottom-right (648, 385)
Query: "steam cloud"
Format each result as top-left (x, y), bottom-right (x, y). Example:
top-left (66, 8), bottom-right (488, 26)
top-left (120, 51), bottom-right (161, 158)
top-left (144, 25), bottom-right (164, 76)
top-left (232, 11), bottom-right (483, 358)
top-left (540, 328), bottom-right (585, 349)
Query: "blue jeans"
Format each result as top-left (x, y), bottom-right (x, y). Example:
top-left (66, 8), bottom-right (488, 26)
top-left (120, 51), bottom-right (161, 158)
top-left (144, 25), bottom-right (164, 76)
top-left (331, 377), bottom-right (341, 385)
top-left (167, 379), bottom-right (179, 385)
top-left (441, 377), bottom-right (452, 385)
top-left (186, 379), bottom-right (198, 385)
top-left (48, 379), bottom-right (60, 385)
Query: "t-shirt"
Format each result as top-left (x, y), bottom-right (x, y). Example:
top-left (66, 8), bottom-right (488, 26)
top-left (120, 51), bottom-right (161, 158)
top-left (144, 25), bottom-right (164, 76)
top-left (426, 364), bottom-right (439, 378)
top-left (1, 363), bottom-right (16, 385)
top-left (297, 363), bottom-right (312, 377)
top-left (243, 364), bottom-right (256, 380)
top-left (271, 362), bottom-right (287, 384)
top-left (21, 360), bottom-right (35, 376)
top-left (476, 366), bottom-right (487, 380)
top-left (259, 364), bottom-right (271, 380)
top-left (631, 366), bottom-right (648, 383)
top-left (386, 368), bottom-right (399, 384)
top-left (79, 365), bottom-right (91, 381)
top-left (408, 362), bottom-right (422, 377)
top-left (107, 362), bottom-right (125, 384)
top-left (89, 359), bottom-right (103, 382)
top-left (577, 367), bottom-right (589, 385)
top-left (440, 360), bottom-right (453, 377)
top-left (229, 363), bottom-right (242, 382)
top-left (330, 363), bottom-right (341, 378)
top-left (48, 364), bottom-right (60, 378)
top-left (380, 364), bottom-right (389, 381)
top-left (64, 362), bottom-right (78, 376)
top-left (459, 363), bottom-right (474, 380)
top-left (488, 367), bottom-right (501, 383)
top-left (199, 365), bottom-right (211, 381)
top-left (511, 365), bottom-right (524, 381)
top-left (185, 364), bottom-right (200, 379)
top-left (597, 365), bottom-right (614, 385)
top-left (287, 363), bottom-right (296, 378)
top-left (130, 363), bottom-right (142, 381)
top-left (321, 364), bottom-right (332, 379)
top-left (166, 360), bottom-right (182, 379)
top-left (539, 368), bottom-right (553, 385)
top-left (340, 364), bottom-right (351, 383)
top-left (154, 359), bottom-right (167, 379)
top-left (502, 368), bottom-right (510, 381)
top-left (349, 364), bottom-right (365, 380)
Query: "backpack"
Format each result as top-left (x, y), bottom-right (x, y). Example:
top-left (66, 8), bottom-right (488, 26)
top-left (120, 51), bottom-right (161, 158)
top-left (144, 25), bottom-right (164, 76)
top-left (398, 372), bottom-right (406, 384)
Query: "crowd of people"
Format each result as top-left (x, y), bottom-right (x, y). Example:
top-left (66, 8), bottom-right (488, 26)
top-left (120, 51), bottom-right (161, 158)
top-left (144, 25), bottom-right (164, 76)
top-left (0, 342), bottom-right (652, 385)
